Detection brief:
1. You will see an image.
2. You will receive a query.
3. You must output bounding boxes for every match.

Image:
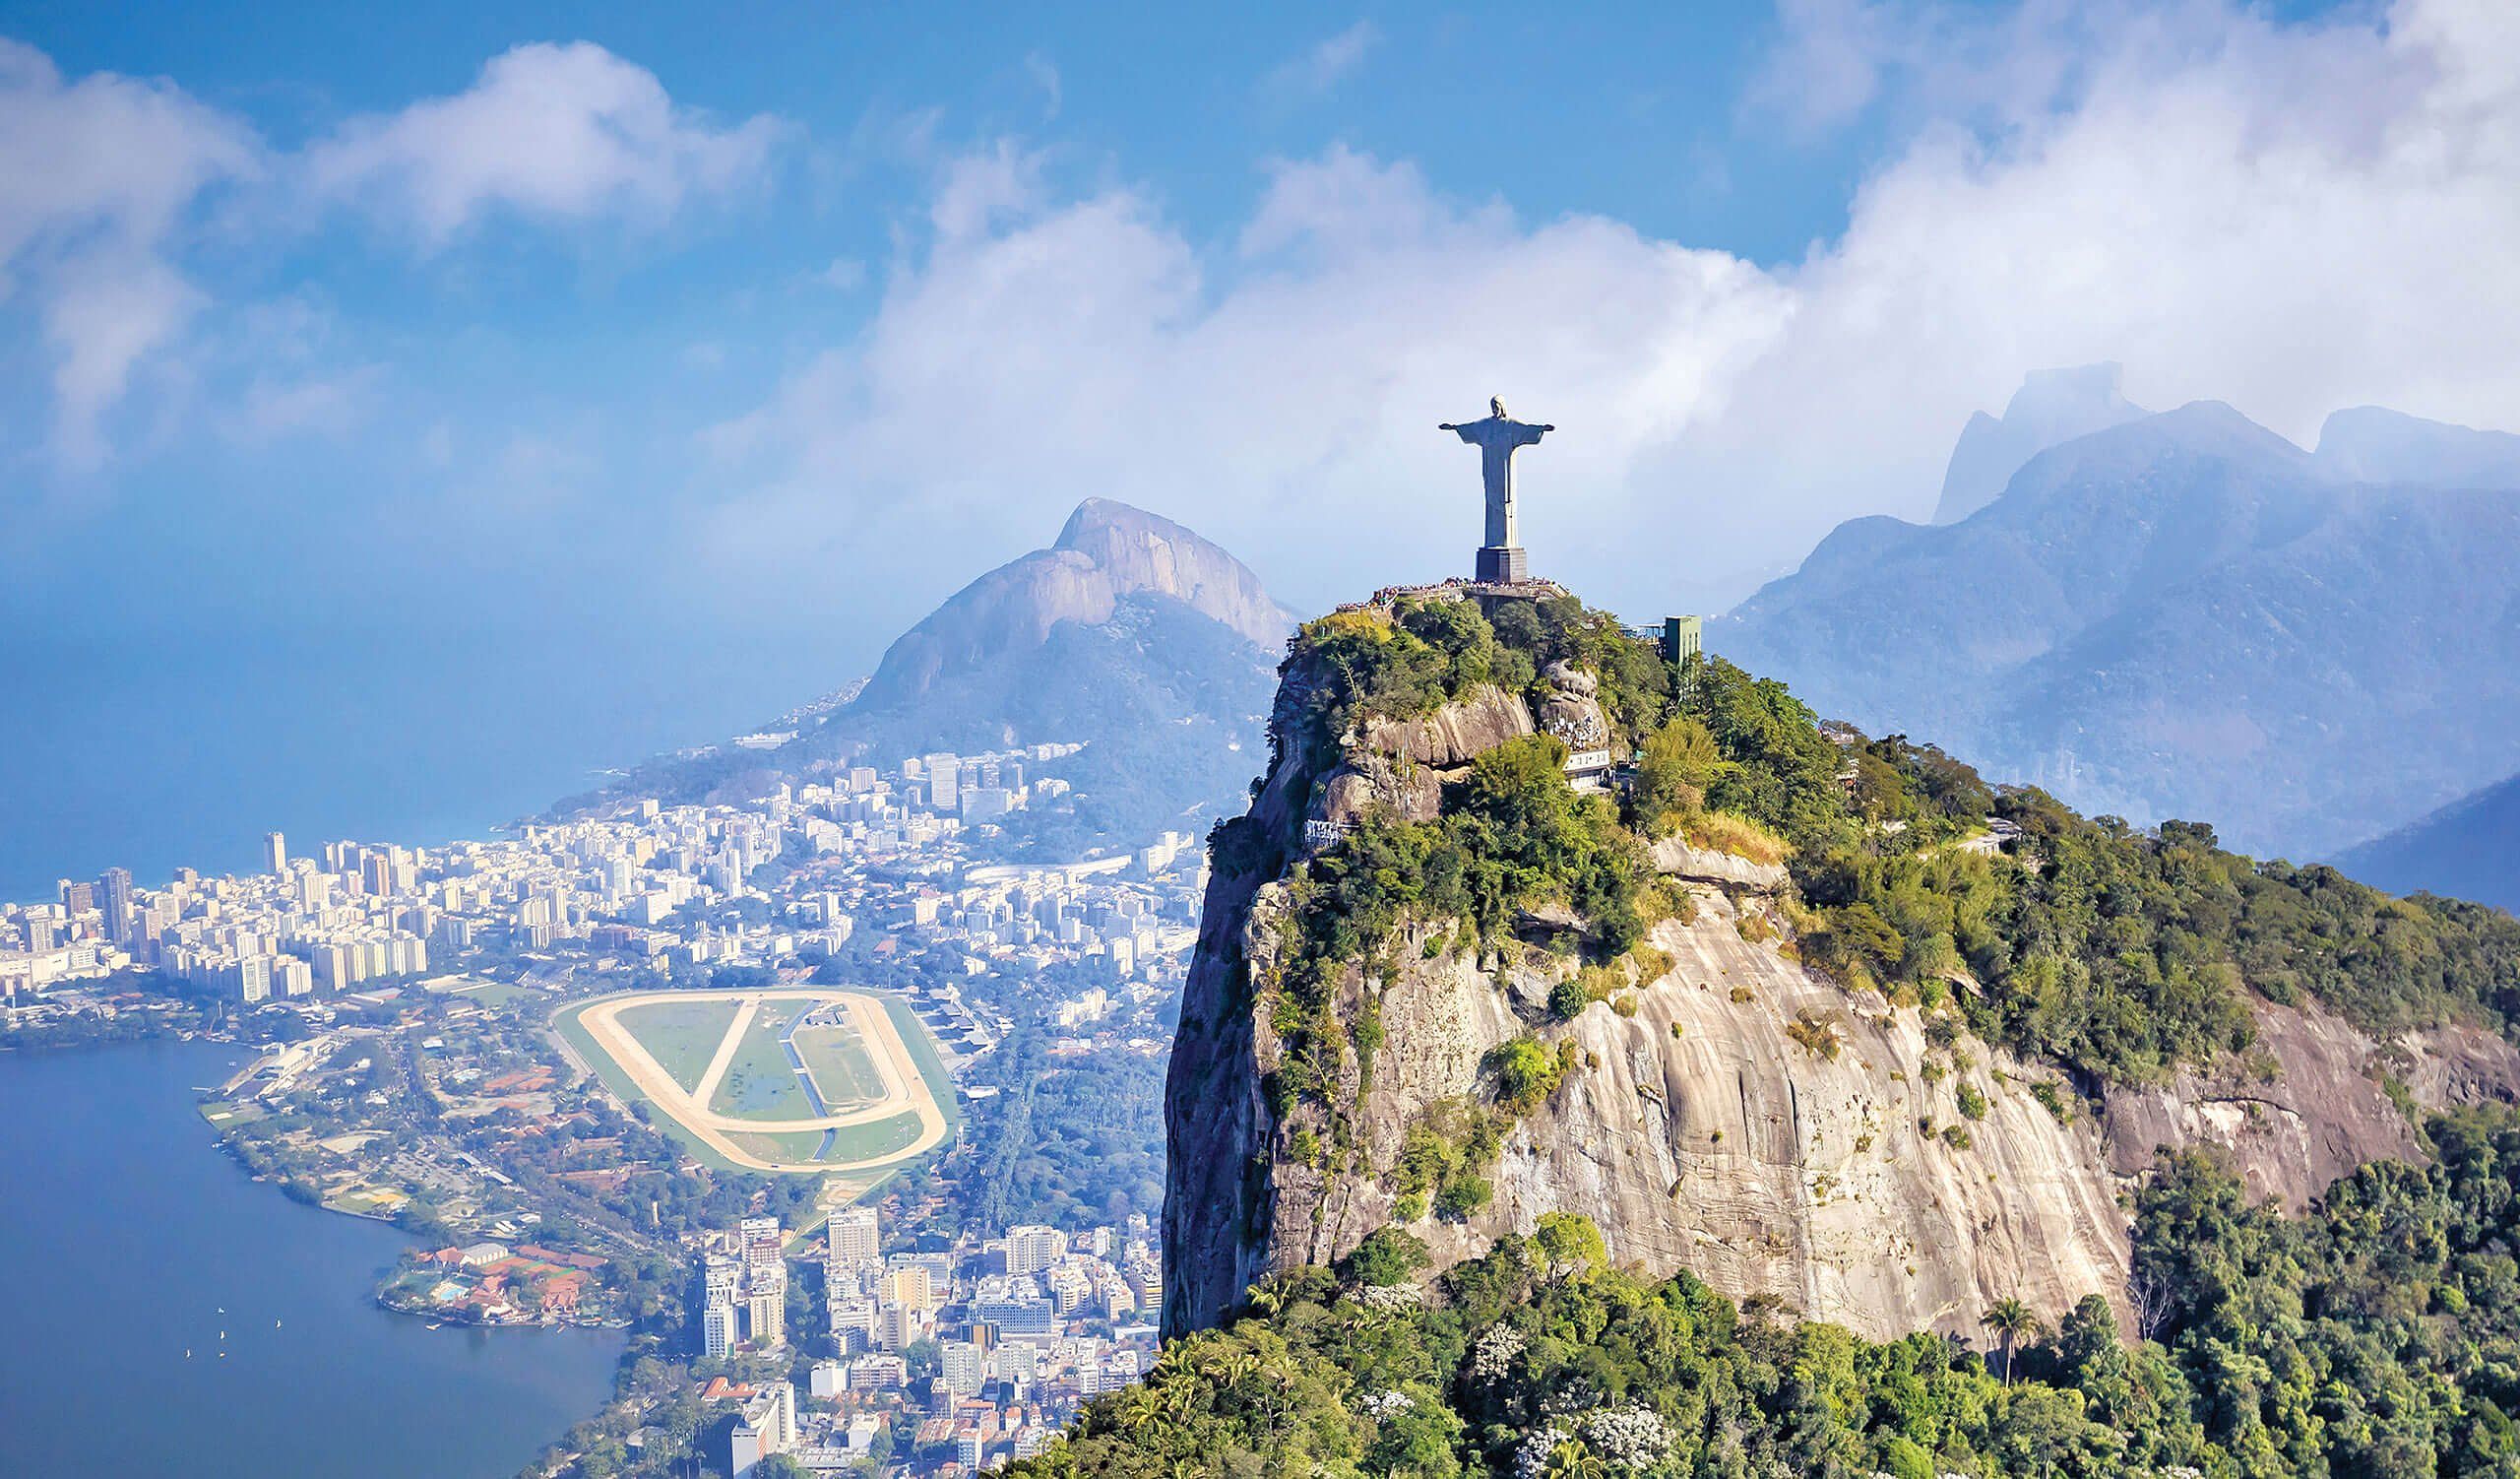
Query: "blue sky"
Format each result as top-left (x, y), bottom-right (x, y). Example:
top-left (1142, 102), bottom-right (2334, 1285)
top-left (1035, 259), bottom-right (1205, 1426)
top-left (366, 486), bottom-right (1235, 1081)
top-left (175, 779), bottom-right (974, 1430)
top-left (5, 0), bottom-right (2514, 891)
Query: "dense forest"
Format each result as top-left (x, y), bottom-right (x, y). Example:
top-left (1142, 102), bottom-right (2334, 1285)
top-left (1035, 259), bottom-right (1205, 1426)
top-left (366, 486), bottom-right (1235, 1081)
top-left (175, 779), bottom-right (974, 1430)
top-left (953, 1026), bottom-right (1168, 1232)
top-left (1018, 1111), bottom-right (2520, 1478)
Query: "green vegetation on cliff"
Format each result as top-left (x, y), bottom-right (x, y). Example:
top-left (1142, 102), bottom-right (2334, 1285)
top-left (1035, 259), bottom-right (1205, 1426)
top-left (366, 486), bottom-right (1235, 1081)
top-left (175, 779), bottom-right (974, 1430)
top-left (1238, 585), bottom-right (2520, 1118)
top-left (1023, 1112), bottom-right (2520, 1478)
top-left (1670, 646), bottom-right (2520, 1084)
top-left (1259, 731), bottom-right (1648, 1115)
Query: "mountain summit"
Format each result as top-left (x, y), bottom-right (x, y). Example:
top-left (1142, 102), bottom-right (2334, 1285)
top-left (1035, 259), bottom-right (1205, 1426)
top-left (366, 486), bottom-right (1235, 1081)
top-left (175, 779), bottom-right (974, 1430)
top-left (862, 498), bottom-right (1296, 707)
top-left (1930, 362), bottom-right (2149, 524)
top-left (571, 498), bottom-right (1293, 856)
top-left (1161, 580), bottom-right (2520, 1359)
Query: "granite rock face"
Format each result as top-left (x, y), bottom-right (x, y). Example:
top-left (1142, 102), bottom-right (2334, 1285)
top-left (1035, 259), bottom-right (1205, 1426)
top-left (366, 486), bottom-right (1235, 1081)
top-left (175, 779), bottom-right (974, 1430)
top-left (2101, 998), bottom-right (2520, 1209)
top-left (1357, 685), bottom-right (1535, 769)
top-left (1648, 834), bottom-right (1791, 891)
top-left (1199, 883), bottom-right (2138, 1343)
top-left (1163, 628), bottom-right (2520, 1343)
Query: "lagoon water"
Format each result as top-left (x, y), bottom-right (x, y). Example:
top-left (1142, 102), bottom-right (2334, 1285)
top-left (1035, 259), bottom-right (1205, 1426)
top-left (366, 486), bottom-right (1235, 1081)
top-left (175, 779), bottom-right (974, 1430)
top-left (0, 1039), bottom-right (623, 1478)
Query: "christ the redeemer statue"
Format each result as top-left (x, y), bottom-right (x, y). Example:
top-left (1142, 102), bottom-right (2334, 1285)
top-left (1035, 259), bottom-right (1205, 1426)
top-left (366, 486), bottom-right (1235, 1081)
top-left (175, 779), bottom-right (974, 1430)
top-left (1441, 396), bottom-right (1552, 583)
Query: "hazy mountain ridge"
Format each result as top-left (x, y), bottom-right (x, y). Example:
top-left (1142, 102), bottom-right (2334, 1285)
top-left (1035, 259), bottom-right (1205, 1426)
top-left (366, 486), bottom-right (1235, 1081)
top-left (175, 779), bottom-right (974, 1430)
top-left (1719, 388), bottom-right (2520, 858)
top-left (2338, 770), bottom-right (2520, 912)
top-left (1931, 361), bottom-right (2150, 524)
top-left (860, 497), bottom-right (1296, 708)
top-left (562, 498), bottom-right (1293, 855)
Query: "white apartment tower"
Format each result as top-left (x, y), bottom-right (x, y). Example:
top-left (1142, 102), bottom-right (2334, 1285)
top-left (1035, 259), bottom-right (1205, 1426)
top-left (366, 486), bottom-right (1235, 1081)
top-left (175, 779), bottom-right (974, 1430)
top-left (1004, 1224), bottom-right (1066, 1276)
top-left (828, 1206), bottom-right (880, 1268)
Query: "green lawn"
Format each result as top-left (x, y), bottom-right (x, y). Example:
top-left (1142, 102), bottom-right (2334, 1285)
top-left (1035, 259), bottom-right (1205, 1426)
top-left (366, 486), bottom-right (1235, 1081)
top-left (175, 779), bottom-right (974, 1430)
top-left (875, 993), bottom-right (962, 1142)
top-left (612, 998), bottom-right (742, 1095)
top-left (792, 1022), bottom-right (887, 1107)
top-left (823, 1109), bottom-right (928, 1163)
top-left (707, 1000), bottom-right (814, 1122)
top-left (727, 1129), bottom-right (832, 1164)
top-left (460, 980), bottom-right (539, 1008)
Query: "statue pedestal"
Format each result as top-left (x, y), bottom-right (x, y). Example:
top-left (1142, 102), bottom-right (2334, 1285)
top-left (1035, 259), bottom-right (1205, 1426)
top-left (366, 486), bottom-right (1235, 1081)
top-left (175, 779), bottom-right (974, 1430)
top-left (1475, 546), bottom-right (1529, 584)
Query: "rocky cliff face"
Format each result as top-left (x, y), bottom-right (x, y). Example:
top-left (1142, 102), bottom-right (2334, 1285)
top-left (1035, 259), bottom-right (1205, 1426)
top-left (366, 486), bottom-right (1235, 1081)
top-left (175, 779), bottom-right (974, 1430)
top-left (1164, 633), bottom-right (2520, 1343)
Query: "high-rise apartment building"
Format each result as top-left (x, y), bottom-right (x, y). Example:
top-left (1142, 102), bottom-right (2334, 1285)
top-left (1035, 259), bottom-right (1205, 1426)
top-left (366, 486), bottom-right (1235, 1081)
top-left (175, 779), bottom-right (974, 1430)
top-left (740, 1215), bottom-right (784, 1273)
top-left (827, 1206), bottom-right (880, 1268)
top-left (97, 868), bottom-right (134, 942)
top-left (877, 1263), bottom-right (933, 1313)
top-left (1004, 1224), bottom-right (1066, 1276)
top-left (746, 1275), bottom-right (787, 1351)
top-left (728, 1383), bottom-right (794, 1479)
top-left (940, 1340), bottom-right (986, 1397)
top-left (264, 831), bottom-right (287, 876)
top-left (922, 752), bottom-right (961, 812)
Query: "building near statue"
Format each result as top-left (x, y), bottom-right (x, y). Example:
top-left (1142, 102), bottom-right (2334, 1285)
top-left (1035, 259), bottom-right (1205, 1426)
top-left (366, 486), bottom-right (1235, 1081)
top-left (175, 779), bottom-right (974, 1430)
top-left (1663, 614), bottom-right (1702, 667)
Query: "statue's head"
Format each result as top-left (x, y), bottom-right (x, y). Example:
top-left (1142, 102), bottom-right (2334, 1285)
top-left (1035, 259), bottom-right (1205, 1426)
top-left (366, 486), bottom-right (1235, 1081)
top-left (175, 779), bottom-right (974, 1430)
top-left (1490, 395), bottom-right (1508, 418)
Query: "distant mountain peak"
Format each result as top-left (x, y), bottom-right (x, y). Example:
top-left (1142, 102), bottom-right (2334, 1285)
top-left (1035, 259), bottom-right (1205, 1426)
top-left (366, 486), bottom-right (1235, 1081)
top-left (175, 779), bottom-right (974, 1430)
top-left (1721, 386), bottom-right (2520, 861)
top-left (1054, 495), bottom-right (1175, 549)
top-left (1932, 362), bottom-right (2150, 524)
top-left (863, 498), bottom-right (1295, 706)
top-left (2337, 770), bottom-right (2520, 912)
top-left (2313, 406), bottom-right (2520, 489)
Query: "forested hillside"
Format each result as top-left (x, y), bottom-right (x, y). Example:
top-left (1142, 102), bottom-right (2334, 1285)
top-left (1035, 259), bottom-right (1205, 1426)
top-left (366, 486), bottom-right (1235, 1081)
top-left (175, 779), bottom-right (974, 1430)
top-left (1024, 1111), bottom-right (2520, 1478)
top-left (1147, 582), bottom-right (2520, 1476)
top-left (1231, 590), bottom-right (2520, 1097)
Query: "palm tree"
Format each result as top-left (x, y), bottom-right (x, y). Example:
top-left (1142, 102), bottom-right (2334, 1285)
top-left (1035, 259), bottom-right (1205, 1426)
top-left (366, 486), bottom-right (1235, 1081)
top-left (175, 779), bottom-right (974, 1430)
top-left (1544, 1438), bottom-right (1607, 1479)
top-left (1151, 1365), bottom-right (1202, 1419)
top-left (1984, 1297), bottom-right (2039, 1383)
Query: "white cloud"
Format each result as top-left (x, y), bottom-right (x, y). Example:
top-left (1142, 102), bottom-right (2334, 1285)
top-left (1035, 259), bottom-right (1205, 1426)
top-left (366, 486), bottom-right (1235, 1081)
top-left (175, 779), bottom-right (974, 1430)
top-left (699, 144), bottom-right (1791, 618)
top-left (699, 0), bottom-right (2520, 625)
top-left (0, 36), bottom-right (784, 473)
top-left (0, 39), bottom-right (257, 464)
top-left (302, 41), bottom-right (787, 248)
top-left (1263, 21), bottom-right (1381, 99)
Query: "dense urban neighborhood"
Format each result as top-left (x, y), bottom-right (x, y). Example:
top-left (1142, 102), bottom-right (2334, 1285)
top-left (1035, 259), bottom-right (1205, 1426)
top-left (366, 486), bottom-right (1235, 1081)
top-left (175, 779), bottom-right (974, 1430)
top-left (0, 738), bottom-right (1203, 1476)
